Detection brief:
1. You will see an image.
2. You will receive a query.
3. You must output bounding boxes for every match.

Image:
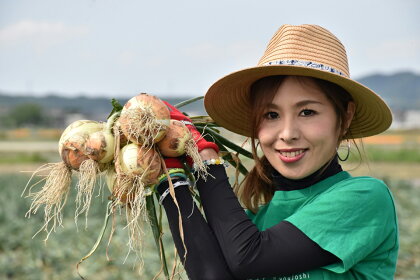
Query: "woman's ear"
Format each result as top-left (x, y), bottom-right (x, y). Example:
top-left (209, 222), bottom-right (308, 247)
top-left (344, 101), bottom-right (356, 133)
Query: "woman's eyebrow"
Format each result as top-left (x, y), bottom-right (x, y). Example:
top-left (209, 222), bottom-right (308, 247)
top-left (266, 103), bottom-right (279, 109)
top-left (266, 100), bottom-right (324, 109)
top-left (295, 100), bottom-right (324, 107)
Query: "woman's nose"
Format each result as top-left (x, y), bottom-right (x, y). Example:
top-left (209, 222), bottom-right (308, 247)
top-left (278, 117), bottom-right (300, 143)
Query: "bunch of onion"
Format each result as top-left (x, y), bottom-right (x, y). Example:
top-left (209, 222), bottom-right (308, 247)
top-left (23, 93), bottom-right (214, 278)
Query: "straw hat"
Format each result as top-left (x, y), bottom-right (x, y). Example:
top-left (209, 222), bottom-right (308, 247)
top-left (204, 24), bottom-right (392, 138)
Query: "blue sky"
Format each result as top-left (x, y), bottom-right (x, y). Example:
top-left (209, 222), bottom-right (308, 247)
top-left (0, 0), bottom-right (419, 98)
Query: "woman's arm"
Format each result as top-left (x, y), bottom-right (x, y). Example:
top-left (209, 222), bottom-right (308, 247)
top-left (195, 162), bottom-right (339, 279)
top-left (157, 180), bottom-right (237, 280)
top-left (159, 166), bottom-right (338, 280)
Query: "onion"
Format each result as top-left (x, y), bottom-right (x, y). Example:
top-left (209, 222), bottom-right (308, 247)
top-left (85, 113), bottom-right (119, 164)
top-left (58, 120), bottom-right (111, 226)
top-left (118, 93), bottom-right (170, 146)
top-left (157, 120), bottom-right (207, 177)
top-left (158, 120), bottom-right (194, 157)
top-left (85, 131), bottom-right (114, 163)
top-left (74, 113), bottom-right (121, 227)
top-left (24, 120), bottom-right (104, 238)
top-left (59, 120), bottom-right (104, 169)
top-left (119, 143), bottom-right (162, 184)
top-left (115, 143), bottom-right (162, 252)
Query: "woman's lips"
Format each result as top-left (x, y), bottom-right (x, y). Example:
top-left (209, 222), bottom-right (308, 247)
top-left (277, 149), bottom-right (307, 163)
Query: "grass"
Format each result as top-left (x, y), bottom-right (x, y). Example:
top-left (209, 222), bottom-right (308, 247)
top-left (385, 178), bottom-right (420, 279)
top-left (346, 145), bottom-right (420, 163)
top-left (0, 152), bottom-right (48, 164)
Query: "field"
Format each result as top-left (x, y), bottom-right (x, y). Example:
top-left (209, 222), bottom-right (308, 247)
top-left (1, 129), bottom-right (419, 279)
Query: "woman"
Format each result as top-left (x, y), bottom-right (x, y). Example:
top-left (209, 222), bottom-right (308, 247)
top-left (157, 24), bottom-right (399, 279)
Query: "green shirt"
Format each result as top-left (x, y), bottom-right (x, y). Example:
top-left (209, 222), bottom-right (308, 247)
top-left (247, 171), bottom-right (399, 280)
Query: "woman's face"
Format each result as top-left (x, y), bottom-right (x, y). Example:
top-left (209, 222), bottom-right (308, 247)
top-left (257, 76), bottom-right (342, 180)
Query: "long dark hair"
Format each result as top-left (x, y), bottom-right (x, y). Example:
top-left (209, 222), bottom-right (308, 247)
top-left (235, 75), bottom-right (355, 213)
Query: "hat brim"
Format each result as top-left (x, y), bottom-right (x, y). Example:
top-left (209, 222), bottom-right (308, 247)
top-left (204, 65), bottom-right (392, 139)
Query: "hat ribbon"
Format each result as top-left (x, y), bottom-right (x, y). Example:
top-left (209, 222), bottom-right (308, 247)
top-left (263, 59), bottom-right (348, 78)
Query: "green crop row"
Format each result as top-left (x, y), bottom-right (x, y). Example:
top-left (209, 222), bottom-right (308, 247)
top-left (1, 172), bottom-right (419, 279)
top-left (0, 173), bottom-right (184, 280)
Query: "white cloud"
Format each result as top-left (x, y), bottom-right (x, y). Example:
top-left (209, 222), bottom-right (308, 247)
top-left (0, 20), bottom-right (89, 51)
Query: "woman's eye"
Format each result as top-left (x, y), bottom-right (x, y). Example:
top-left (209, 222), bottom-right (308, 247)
top-left (300, 109), bottom-right (316, 117)
top-left (264, 111), bottom-right (279, 119)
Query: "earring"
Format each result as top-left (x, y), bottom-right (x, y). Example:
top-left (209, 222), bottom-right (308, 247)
top-left (337, 139), bottom-right (351, 161)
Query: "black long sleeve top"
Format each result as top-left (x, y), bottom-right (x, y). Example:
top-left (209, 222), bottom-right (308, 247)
top-left (157, 162), bottom-right (341, 280)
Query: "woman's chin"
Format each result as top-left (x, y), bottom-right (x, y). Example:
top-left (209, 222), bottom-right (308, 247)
top-left (276, 169), bottom-right (311, 180)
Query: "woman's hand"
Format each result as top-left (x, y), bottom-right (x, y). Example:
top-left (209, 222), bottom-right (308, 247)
top-left (161, 101), bottom-right (219, 169)
top-left (199, 148), bottom-right (219, 161)
top-left (163, 101), bottom-right (219, 153)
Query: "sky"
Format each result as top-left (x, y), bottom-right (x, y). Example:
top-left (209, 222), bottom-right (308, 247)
top-left (0, 0), bottom-right (419, 99)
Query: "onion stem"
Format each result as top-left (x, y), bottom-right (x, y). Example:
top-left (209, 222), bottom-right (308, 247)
top-left (76, 201), bottom-right (112, 280)
top-left (195, 125), bottom-right (249, 175)
top-left (174, 96), bottom-right (204, 109)
top-left (146, 195), bottom-right (170, 279)
top-left (197, 125), bottom-right (254, 159)
top-left (106, 111), bottom-right (121, 132)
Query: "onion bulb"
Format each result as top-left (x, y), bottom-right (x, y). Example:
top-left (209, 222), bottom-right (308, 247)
top-left (157, 120), bottom-right (194, 157)
top-left (24, 120), bottom-right (104, 238)
top-left (58, 120), bottom-right (111, 225)
top-left (59, 120), bottom-right (104, 169)
top-left (85, 113), bottom-right (119, 164)
top-left (116, 143), bottom-right (162, 252)
top-left (75, 112), bottom-right (121, 227)
top-left (119, 143), bottom-right (162, 185)
top-left (118, 93), bottom-right (170, 146)
top-left (157, 120), bottom-right (207, 178)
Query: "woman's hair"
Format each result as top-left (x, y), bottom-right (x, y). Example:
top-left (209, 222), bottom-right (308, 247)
top-left (235, 75), bottom-right (355, 213)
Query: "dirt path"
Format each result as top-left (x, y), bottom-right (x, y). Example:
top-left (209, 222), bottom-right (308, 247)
top-left (0, 141), bottom-right (57, 152)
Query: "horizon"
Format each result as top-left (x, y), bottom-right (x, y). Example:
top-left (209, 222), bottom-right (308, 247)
top-left (1, 70), bottom-right (418, 99)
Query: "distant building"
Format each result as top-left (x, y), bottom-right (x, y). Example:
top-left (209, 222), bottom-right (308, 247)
top-left (64, 113), bottom-right (88, 127)
top-left (391, 110), bottom-right (420, 129)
